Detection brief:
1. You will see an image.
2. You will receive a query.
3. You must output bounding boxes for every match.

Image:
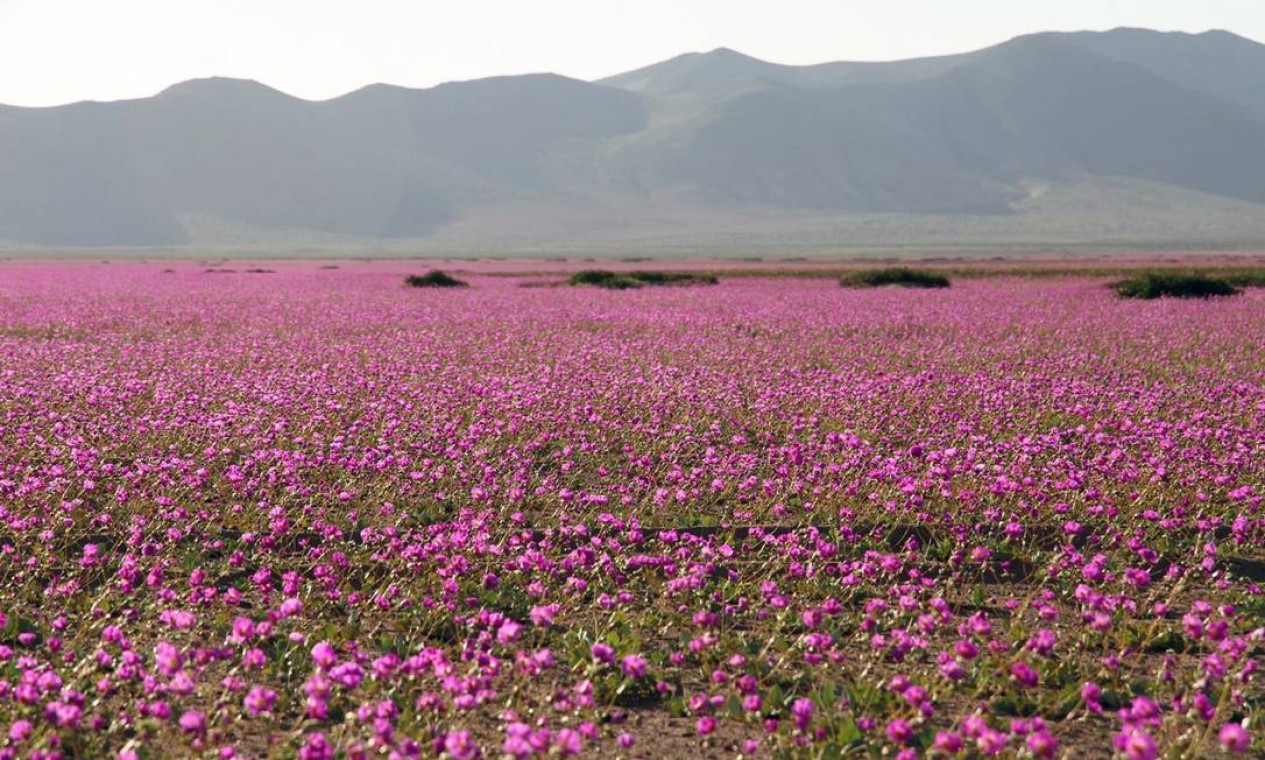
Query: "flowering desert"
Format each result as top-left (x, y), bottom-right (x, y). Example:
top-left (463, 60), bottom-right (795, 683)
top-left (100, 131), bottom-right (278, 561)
top-left (0, 262), bottom-right (1262, 759)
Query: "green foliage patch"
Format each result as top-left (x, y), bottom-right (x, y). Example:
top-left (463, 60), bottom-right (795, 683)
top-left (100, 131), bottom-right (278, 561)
top-left (840, 268), bottom-right (951, 289)
top-left (1111, 271), bottom-right (1240, 299)
top-left (569, 270), bottom-right (719, 289)
top-left (405, 270), bottom-right (468, 288)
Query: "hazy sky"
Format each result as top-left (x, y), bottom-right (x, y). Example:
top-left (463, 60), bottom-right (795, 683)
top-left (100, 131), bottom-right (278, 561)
top-left (2, 0), bottom-right (1262, 106)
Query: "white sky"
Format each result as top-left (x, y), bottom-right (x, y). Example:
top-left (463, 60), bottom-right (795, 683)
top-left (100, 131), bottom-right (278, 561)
top-left (1, 0), bottom-right (1262, 106)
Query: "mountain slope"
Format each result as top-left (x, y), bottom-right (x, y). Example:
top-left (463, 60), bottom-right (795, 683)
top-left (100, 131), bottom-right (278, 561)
top-left (0, 74), bottom-right (646, 245)
top-left (2, 28), bottom-right (1265, 249)
top-left (1053, 28), bottom-right (1265, 119)
top-left (598, 46), bottom-right (979, 97)
top-left (595, 34), bottom-right (1265, 213)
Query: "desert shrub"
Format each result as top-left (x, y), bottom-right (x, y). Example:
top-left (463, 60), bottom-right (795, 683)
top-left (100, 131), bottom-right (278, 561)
top-left (840, 268), bottom-right (950, 288)
top-left (569, 270), bottom-right (718, 289)
top-left (405, 270), bottom-right (468, 288)
top-left (1111, 272), bottom-right (1240, 299)
top-left (1222, 269), bottom-right (1265, 288)
top-left (629, 271), bottom-right (718, 286)
top-left (569, 270), bottom-right (630, 287)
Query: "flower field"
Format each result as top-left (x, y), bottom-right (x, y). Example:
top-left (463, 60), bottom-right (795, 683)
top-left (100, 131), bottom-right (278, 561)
top-left (0, 263), bottom-right (1262, 758)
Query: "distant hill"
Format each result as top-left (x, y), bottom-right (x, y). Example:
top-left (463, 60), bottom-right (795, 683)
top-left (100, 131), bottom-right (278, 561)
top-left (4, 27), bottom-right (1265, 251)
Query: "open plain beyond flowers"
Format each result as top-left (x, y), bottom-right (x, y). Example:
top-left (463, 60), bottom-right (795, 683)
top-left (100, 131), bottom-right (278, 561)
top-left (0, 262), bottom-right (1262, 759)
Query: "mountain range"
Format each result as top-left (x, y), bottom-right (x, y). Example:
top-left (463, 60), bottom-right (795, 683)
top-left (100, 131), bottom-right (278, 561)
top-left (4, 27), bottom-right (1265, 252)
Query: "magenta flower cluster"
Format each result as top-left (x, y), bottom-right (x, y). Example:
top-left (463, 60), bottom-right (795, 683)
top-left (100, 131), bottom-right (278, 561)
top-left (0, 263), bottom-right (1261, 757)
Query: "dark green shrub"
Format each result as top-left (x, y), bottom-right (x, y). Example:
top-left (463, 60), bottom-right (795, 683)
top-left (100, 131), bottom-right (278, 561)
top-left (405, 270), bottom-right (468, 288)
top-left (1111, 272), bottom-right (1240, 299)
top-left (840, 268), bottom-right (950, 289)
top-left (628, 271), bottom-right (719, 286)
top-left (569, 270), bottom-right (718, 289)
top-left (569, 270), bottom-right (631, 287)
top-left (1222, 270), bottom-right (1265, 288)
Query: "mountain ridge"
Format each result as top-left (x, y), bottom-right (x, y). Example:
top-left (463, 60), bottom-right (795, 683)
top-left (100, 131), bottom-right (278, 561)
top-left (4, 27), bottom-right (1265, 250)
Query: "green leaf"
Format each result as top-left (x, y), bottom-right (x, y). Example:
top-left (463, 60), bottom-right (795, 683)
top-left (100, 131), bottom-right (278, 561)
top-left (836, 718), bottom-right (862, 746)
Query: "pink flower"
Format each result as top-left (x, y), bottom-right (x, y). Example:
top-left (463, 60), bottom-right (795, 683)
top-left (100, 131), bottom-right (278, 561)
top-left (8, 720), bottom-right (33, 743)
top-left (503, 723), bottom-right (533, 759)
top-left (497, 621), bottom-right (522, 645)
top-left (932, 731), bottom-right (963, 753)
top-left (243, 647), bottom-right (267, 669)
top-left (1010, 661), bottom-right (1039, 688)
top-left (442, 730), bottom-right (478, 759)
top-left (554, 728), bottom-right (583, 755)
top-left (230, 617), bottom-right (255, 643)
top-left (885, 719), bottom-right (913, 745)
top-left (1081, 681), bottom-right (1102, 712)
top-left (311, 641), bottom-right (338, 669)
top-left (976, 728), bottom-right (1008, 755)
top-left (1219, 723), bottom-right (1251, 753)
top-left (954, 640), bottom-right (978, 659)
top-left (245, 686), bottom-right (277, 716)
top-left (80, 543), bottom-right (101, 567)
top-left (620, 654), bottom-right (647, 678)
top-left (298, 732), bottom-right (335, 760)
top-left (329, 662), bottom-right (364, 689)
top-left (1114, 729), bottom-right (1158, 760)
top-left (179, 710), bottom-right (206, 735)
top-left (1027, 629), bottom-right (1057, 656)
top-left (590, 642), bottom-right (615, 664)
top-left (155, 641), bottom-right (183, 677)
top-left (791, 698), bottom-right (815, 730)
top-left (1026, 730), bottom-right (1059, 759)
top-left (529, 604), bottom-right (557, 626)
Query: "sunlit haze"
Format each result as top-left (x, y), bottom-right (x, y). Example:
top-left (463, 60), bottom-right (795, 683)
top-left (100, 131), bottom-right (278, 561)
top-left (1, 0), bottom-right (1262, 106)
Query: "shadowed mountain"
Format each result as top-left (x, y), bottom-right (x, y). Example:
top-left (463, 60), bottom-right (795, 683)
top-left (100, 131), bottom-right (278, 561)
top-left (1054, 28), bottom-right (1265, 119)
top-left (598, 33), bottom-right (1265, 213)
top-left (2, 27), bottom-right (1265, 249)
top-left (598, 46), bottom-right (969, 95)
top-left (0, 74), bottom-right (646, 245)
